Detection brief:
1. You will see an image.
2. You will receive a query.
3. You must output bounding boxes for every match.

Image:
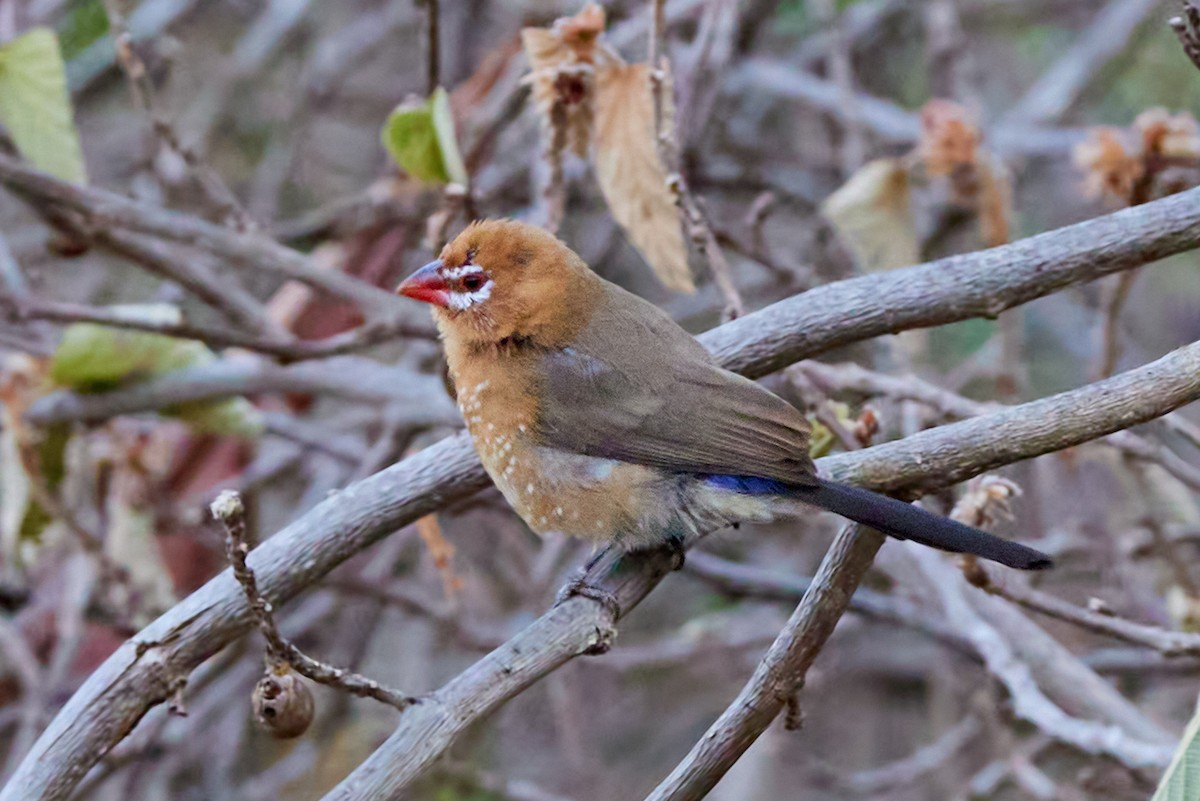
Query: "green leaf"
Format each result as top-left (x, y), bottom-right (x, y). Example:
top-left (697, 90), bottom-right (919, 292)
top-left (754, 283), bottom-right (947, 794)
top-left (50, 305), bottom-right (200, 388)
top-left (49, 305), bottom-right (264, 438)
top-left (0, 27), bottom-right (86, 183)
top-left (381, 87), bottom-right (468, 186)
top-left (1152, 694), bottom-right (1200, 801)
top-left (57, 0), bottom-right (110, 61)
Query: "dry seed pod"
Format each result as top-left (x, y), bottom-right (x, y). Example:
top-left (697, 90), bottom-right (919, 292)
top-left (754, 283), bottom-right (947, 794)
top-left (252, 668), bottom-right (314, 739)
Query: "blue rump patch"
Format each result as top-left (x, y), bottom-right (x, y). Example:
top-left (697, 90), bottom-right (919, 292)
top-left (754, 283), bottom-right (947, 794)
top-left (701, 474), bottom-right (792, 495)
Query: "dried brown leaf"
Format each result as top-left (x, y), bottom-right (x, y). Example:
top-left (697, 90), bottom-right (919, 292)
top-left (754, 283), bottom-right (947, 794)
top-left (521, 3), bottom-right (605, 157)
top-left (1073, 127), bottom-right (1143, 204)
top-left (919, 100), bottom-right (980, 171)
top-left (593, 62), bottom-right (693, 291)
top-left (1135, 107), bottom-right (1200, 160)
top-left (821, 158), bottom-right (918, 272)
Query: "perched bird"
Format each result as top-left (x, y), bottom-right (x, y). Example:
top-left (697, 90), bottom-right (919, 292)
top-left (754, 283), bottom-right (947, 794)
top-left (397, 220), bottom-right (1052, 584)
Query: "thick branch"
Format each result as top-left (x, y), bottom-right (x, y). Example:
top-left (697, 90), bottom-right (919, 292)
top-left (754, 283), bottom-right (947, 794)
top-left (704, 185), bottom-right (1200, 377)
top-left (644, 524), bottom-right (885, 801)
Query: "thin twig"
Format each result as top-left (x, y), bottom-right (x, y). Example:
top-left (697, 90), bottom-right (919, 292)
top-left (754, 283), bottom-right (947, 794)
top-left (647, 0), bottom-right (744, 320)
top-left (1094, 269), bottom-right (1140, 379)
top-left (424, 0), bottom-right (440, 95)
top-left (210, 491), bottom-right (415, 711)
top-left (1169, 0), bottom-right (1200, 72)
top-left (102, 2), bottom-right (255, 230)
top-left (969, 562), bottom-right (1200, 657)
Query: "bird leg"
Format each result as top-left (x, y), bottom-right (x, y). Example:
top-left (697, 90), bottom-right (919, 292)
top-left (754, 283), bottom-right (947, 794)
top-left (664, 532), bottom-right (687, 571)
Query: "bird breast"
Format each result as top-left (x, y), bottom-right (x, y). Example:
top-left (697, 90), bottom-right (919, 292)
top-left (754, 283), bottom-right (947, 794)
top-left (455, 373), bottom-right (686, 545)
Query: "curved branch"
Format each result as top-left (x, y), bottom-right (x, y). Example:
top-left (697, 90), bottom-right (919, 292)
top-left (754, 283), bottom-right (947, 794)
top-left (5, 183), bottom-right (1200, 800)
top-left (0, 154), bottom-right (402, 315)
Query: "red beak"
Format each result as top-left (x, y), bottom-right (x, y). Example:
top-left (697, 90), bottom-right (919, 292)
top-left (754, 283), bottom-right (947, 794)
top-left (396, 260), bottom-right (450, 307)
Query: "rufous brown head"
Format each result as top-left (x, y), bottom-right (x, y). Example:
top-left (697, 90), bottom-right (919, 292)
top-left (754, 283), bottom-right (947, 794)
top-left (396, 220), bottom-right (600, 346)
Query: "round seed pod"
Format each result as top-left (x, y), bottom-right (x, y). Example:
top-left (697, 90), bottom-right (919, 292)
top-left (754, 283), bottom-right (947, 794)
top-left (252, 668), bottom-right (314, 739)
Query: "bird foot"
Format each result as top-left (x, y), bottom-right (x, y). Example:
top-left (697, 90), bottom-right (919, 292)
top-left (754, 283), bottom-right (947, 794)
top-left (665, 536), bottom-right (687, 571)
top-left (554, 570), bottom-right (621, 621)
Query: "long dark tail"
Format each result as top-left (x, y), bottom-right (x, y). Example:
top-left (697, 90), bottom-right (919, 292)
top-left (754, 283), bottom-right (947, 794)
top-left (791, 477), bottom-right (1053, 570)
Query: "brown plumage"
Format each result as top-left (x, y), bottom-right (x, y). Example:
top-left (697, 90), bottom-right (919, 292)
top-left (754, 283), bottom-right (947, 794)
top-left (397, 220), bottom-right (1052, 569)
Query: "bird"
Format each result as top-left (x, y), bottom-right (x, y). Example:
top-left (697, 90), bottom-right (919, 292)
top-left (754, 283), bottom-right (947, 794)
top-left (396, 219), bottom-right (1052, 597)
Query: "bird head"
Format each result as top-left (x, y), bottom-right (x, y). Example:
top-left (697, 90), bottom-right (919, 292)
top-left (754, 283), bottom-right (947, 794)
top-left (396, 220), bottom-right (600, 346)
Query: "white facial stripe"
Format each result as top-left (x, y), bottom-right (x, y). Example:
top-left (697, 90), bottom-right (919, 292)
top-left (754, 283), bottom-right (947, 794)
top-left (442, 264), bottom-right (484, 280)
top-left (445, 279), bottom-right (494, 310)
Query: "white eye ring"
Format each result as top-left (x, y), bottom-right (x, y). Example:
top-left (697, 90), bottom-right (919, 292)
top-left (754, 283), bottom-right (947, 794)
top-left (446, 275), bottom-right (494, 310)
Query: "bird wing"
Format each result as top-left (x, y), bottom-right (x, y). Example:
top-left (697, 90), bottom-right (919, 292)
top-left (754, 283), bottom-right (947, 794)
top-left (533, 282), bottom-right (816, 486)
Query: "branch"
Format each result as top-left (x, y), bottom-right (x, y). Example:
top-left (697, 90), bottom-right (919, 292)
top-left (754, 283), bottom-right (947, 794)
top-left (682, 550), bottom-right (973, 656)
top-left (211, 491), bottom-right (414, 712)
top-left (0, 292), bottom-right (436, 361)
top-left (0, 154), bottom-right (401, 316)
top-left (907, 546), bottom-right (1174, 771)
top-left (728, 59), bottom-right (1086, 157)
top-left (703, 185), bottom-right (1200, 378)
top-left (1170, 0), bottom-right (1200, 72)
top-left (23, 357), bottom-right (457, 427)
top-left (1003, 0), bottom-right (1159, 124)
top-left (7, 181), bottom-right (1200, 799)
top-left (969, 561), bottom-right (1200, 656)
top-left (643, 524), bottom-right (886, 801)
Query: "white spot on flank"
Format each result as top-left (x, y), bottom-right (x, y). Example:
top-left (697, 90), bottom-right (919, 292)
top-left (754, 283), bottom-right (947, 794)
top-left (539, 516), bottom-right (547, 525)
top-left (526, 483), bottom-right (534, 494)
top-left (473, 380), bottom-right (490, 393)
top-left (487, 422), bottom-right (494, 431)
top-left (518, 424), bottom-right (527, 432)
top-left (554, 507), bottom-right (563, 516)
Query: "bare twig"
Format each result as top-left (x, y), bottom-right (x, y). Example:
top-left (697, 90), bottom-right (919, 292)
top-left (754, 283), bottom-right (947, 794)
top-left (811, 0), bottom-right (867, 174)
top-left (970, 562), bottom-right (1200, 656)
top-left (0, 155), bottom-right (402, 316)
top-left (1004, 0), bottom-right (1159, 124)
top-left (0, 292), bottom-right (434, 361)
top-left (23, 356), bottom-right (457, 428)
top-left (909, 546), bottom-right (1173, 771)
top-left (423, 0), bottom-right (440, 95)
top-left (818, 715), bottom-right (982, 794)
top-left (1170, 0), bottom-right (1200, 72)
top-left (102, 1), bottom-right (255, 229)
top-left (644, 523), bottom-right (886, 801)
top-left (1094, 269), bottom-right (1140, 379)
top-left (210, 491), bottom-right (415, 711)
top-left (683, 550), bottom-right (973, 656)
top-left (648, 0), bottom-right (744, 319)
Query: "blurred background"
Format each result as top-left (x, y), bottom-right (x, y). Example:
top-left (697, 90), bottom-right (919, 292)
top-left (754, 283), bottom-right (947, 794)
top-left (2, 0), bottom-right (1200, 799)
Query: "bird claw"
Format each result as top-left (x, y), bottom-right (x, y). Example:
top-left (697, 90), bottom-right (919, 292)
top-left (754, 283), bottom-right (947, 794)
top-left (554, 570), bottom-right (621, 621)
top-left (665, 536), bottom-right (686, 571)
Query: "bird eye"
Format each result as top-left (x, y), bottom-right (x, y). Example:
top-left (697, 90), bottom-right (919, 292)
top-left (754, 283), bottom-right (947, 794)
top-left (461, 274), bottom-right (486, 292)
